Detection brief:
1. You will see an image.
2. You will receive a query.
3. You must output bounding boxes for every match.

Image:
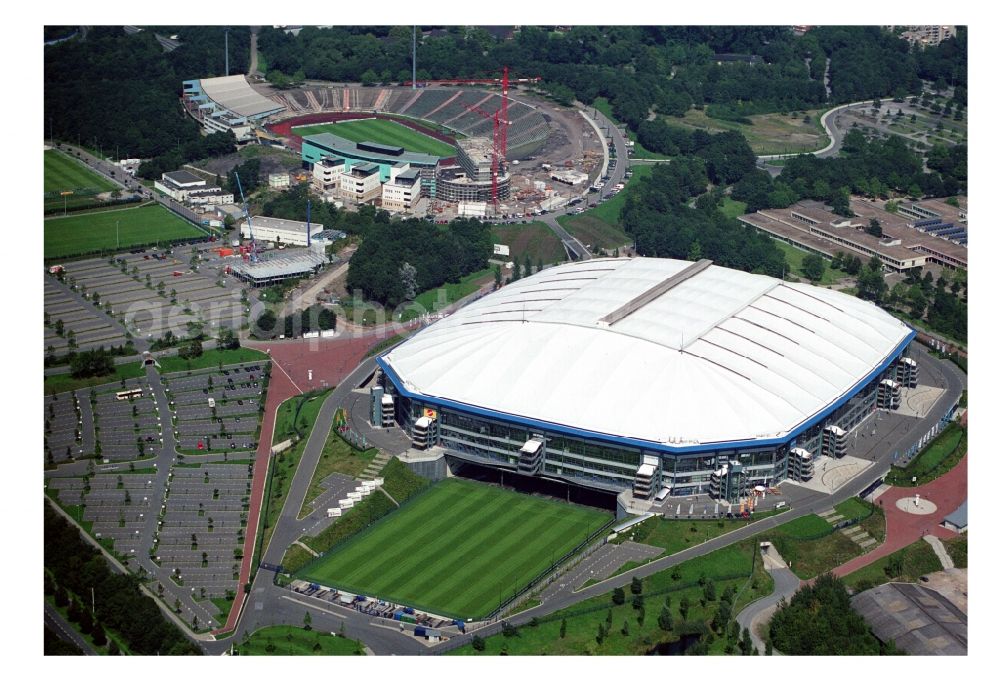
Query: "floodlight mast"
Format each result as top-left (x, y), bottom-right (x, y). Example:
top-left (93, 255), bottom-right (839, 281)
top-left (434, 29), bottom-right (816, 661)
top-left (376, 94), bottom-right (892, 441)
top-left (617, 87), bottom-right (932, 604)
top-left (234, 172), bottom-right (257, 262)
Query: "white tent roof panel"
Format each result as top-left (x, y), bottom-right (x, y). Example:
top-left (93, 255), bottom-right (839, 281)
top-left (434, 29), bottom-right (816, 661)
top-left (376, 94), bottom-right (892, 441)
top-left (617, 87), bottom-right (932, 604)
top-left (384, 258), bottom-right (912, 447)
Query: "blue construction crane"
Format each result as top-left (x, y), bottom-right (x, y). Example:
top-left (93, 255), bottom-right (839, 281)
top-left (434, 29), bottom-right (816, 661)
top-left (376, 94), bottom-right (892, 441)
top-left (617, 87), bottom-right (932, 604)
top-left (234, 172), bottom-right (258, 263)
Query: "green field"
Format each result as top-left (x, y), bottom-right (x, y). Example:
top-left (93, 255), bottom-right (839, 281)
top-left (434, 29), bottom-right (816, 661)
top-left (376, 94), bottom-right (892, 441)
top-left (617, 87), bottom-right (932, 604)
top-left (44, 149), bottom-right (118, 210)
top-left (298, 479), bottom-right (610, 618)
top-left (666, 107), bottom-right (831, 156)
top-left (292, 118), bottom-right (456, 157)
top-left (492, 221), bottom-right (566, 264)
top-left (557, 164), bottom-right (652, 251)
top-left (44, 203), bottom-right (205, 259)
top-left (157, 347), bottom-right (268, 374)
top-left (840, 538), bottom-right (943, 591)
top-left (234, 626), bottom-right (364, 656)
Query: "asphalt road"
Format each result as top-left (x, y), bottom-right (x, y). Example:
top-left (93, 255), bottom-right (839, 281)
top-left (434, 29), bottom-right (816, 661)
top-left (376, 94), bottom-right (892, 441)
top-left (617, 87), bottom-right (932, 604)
top-left (735, 563), bottom-right (800, 654)
top-left (44, 601), bottom-right (98, 655)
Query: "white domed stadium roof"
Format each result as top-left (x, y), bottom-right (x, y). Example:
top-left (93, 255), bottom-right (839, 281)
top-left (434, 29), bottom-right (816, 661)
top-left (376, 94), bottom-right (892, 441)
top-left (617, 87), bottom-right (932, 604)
top-left (380, 257), bottom-right (913, 450)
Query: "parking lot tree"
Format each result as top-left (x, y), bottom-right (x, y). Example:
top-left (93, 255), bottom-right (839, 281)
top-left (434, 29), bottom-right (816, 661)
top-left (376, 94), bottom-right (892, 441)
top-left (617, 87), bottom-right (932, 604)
top-left (70, 349), bottom-right (115, 379)
top-left (54, 319), bottom-right (64, 336)
top-left (303, 611), bottom-right (312, 631)
top-left (680, 596), bottom-right (691, 619)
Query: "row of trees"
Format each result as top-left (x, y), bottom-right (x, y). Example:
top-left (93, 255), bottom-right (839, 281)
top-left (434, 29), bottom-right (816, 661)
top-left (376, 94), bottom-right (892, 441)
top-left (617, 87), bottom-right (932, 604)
top-left (44, 502), bottom-right (200, 655)
top-left (347, 218), bottom-right (492, 306)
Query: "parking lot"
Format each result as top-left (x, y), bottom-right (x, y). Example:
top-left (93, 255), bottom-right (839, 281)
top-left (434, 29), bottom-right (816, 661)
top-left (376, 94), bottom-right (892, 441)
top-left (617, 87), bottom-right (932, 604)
top-left (44, 273), bottom-right (129, 356)
top-left (46, 471), bottom-right (158, 565)
top-left (153, 462), bottom-right (254, 611)
top-left (163, 364), bottom-right (266, 453)
top-left (53, 243), bottom-right (248, 343)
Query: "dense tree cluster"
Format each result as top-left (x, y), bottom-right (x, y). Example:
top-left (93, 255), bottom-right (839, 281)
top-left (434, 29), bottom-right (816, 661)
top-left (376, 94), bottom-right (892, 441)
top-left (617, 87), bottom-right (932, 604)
top-left (44, 502), bottom-right (200, 655)
top-left (347, 218), bottom-right (492, 306)
top-left (620, 157), bottom-right (786, 278)
top-left (731, 130), bottom-right (966, 214)
top-left (68, 348), bottom-right (116, 379)
top-left (258, 26), bottom-right (963, 132)
top-left (882, 268), bottom-right (967, 342)
top-left (768, 573), bottom-right (898, 655)
top-left (261, 184), bottom-right (382, 236)
top-left (45, 27), bottom-right (242, 172)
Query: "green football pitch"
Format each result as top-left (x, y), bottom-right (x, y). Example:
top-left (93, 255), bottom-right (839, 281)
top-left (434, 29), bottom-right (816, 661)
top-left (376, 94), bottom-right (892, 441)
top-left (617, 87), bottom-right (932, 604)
top-left (291, 118), bottom-right (456, 157)
top-left (298, 478), bottom-right (610, 619)
top-left (45, 149), bottom-right (119, 210)
top-left (44, 203), bottom-right (205, 259)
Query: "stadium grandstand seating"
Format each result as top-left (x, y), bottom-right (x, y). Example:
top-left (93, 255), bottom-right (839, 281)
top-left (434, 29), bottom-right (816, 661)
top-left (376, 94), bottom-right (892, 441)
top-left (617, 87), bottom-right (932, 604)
top-left (264, 86), bottom-right (549, 152)
top-left (402, 90), bottom-right (455, 119)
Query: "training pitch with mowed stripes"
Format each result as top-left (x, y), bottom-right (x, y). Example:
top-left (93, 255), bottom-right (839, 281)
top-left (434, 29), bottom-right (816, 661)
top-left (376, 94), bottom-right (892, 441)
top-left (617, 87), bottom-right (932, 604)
top-left (297, 478), bottom-right (610, 619)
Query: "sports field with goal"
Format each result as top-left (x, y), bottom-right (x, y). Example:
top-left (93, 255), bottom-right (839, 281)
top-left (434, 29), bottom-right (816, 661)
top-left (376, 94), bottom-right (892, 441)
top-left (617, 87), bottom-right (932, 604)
top-left (44, 203), bottom-right (205, 259)
top-left (291, 118), bottom-right (455, 157)
top-left (297, 478), bottom-right (610, 619)
top-left (44, 149), bottom-right (119, 210)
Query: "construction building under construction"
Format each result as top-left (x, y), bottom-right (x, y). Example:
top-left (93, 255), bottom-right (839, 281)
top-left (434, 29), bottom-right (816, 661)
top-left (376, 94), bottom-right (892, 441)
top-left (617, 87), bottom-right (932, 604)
top-left (436, 138), bottom-right (511, 203)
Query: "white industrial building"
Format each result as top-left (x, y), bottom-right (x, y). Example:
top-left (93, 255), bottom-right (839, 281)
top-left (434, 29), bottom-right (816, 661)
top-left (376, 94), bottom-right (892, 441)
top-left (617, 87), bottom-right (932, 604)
top-left (313, 158), bottom-right (346, 191)
top-left (268, 173), bottom-right (291, 189)
top-left (154, 170), bottom-right (234, 205)
top-left (241, 216), bottom-right (324, 248)
top-left (376, 257), bottom-right (918, 500)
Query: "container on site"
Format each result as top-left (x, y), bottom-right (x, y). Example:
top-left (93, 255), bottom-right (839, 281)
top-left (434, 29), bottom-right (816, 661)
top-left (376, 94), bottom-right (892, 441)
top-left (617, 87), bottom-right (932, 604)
top-left (327, 507), bottom-right (343, 518)
top-left (347, 492), bottom-right (362, 500)
top-left (218, 247), bottom-right (234, 257)
top-left (338, 498), bottom-right (354, 508)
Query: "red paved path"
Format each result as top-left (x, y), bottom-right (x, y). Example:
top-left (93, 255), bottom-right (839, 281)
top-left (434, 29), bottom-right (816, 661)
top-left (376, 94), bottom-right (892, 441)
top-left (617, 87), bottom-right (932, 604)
top-left (212, 332), bottom-right (390, 635)
top-left (831, 452), bottom-right (967, 578)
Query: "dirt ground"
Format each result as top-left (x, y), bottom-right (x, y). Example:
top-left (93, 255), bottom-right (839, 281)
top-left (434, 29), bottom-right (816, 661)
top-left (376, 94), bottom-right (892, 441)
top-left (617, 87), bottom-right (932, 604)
top-left (920, 568), bottom-right (968, 614)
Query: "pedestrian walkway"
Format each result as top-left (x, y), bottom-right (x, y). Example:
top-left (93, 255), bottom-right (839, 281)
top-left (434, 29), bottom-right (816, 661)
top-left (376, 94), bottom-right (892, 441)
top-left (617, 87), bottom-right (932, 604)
top-left (359, 450), bottom-right (391, 481)
top-left (924, 535), bottom-right (955, 570)
top-left (820, 505), bottom-right (880, 550)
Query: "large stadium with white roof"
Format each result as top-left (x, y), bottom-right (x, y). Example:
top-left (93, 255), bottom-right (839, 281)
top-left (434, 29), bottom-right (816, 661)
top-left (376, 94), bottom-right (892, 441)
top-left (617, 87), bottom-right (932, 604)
top-left (374, 257), bottom-right (919, 503)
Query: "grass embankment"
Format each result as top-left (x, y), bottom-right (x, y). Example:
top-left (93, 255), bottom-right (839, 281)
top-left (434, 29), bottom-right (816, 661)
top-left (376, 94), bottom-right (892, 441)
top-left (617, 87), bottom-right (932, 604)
top-left (449, 538), bottom-right (772, 655)
top-left (756, 504), bottom-right (884, 581)
top-left (297, 431), bottom-right (378, 519)
top-left (944, 534), bottom-right (967, 568)
top-left (157, 348), bottom-right (268, 374)
top-left (556, 164), bottom-right (652, 251)
top-left (45, 203), bottom-right (204, 259)
top-left (627, 516), bottom-right (758, 557)
top-left (234, 626), bottom-right (365, 656)
top-left (886, 423), bottom-right (966, 486)
top-left (291, 118), bottom-right (455, 157)
top-left (840, 539), bottom-right (943, 591)
top-left (297, 479), bottom-right (609, 619)
top-left (491, 221), bottom-right (566, 264)
top-left (258, 390), bottom-right (334, 557)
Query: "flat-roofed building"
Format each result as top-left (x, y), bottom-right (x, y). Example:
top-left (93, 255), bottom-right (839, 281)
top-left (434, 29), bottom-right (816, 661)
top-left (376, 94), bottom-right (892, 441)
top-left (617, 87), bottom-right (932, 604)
top-left (241, 216), bottom-right (324, 248)
top-left (339, 162), bottom-right (383, 204)
top-left (301, 133), bottom-right (442, 197)
top-left (268, 173), bottom-right (291, 189)
top-left (381, 164), bottom-right (422, 212)
top-left (154, 170), bottom-right (234, 206)
top-left (312, 158), bottom-right (346, 191)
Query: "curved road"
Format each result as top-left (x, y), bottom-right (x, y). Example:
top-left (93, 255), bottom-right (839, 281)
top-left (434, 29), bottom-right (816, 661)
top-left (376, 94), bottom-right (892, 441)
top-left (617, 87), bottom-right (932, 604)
top-left (44, 601), bottom-right (98, 655)
top-left (735, 554), bottom-right (800, 654)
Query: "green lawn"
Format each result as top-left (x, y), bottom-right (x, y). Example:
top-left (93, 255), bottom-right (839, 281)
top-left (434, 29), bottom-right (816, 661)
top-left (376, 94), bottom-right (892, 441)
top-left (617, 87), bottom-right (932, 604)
top-left (628, 516), bottom-right (756, 556)
top-left (492, 221), bottom-right (566, 264)
top-left (557, 164), bottom-right (652, 251)
top-left (758, 509), bottom-right (885, 581)
top-left (771, 239), bottom-right (849, 286)
top-left (449, 537), bottom-right (770, 655)
top-left (396, 268), bottom-right (493, 322)
top-left (944, 534), bottom-right (967, 568)
top-left (44, 149), bottom-right (118, 210)
top-left (835, 497), bottom-right (874, 521)
top-left (298, 479), bottom-right (610, 619)
top-left (840, 539), bottom-right (943, 591)
top-left (44, 203), bottom-right (205, 259)
top-left (44, 361), bottom-right (149, 396)
top-left (157, 348), bottom-right (268, 374)
top-left (292, 118), bottom-right (455, 157)
top-left (719, 197), bottom-right (747, 219)
top-left (298, 430), bottom-right (378, 518)
top-left (234, 626), bottom-right (365, 656)
top-left (886, 423), bottom-right (966, 486)
top-left (665, 107), bottom-right (831, 156)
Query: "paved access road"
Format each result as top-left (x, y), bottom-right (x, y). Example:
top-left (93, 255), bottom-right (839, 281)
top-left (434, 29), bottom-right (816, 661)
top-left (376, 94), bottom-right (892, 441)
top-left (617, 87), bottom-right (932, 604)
top-left (44, 601), bottom-right (98, 655)
top-left (735, 552), bottom-right (801, 654)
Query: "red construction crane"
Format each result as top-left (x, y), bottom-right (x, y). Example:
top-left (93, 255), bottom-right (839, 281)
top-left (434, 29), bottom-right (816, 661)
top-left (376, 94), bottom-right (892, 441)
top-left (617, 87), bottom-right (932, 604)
top-left (463, 102), bottom-right (502, 208)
